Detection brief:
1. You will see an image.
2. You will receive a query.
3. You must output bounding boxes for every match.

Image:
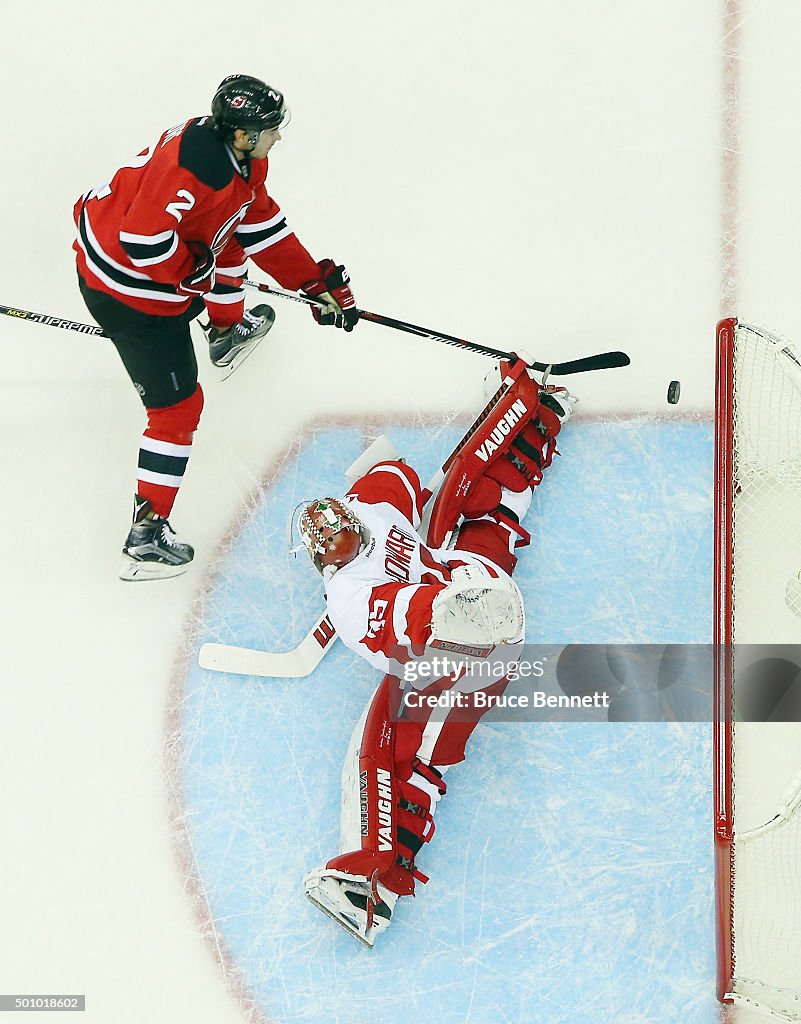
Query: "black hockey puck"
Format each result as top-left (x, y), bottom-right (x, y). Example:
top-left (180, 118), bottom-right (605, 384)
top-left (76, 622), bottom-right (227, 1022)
top-left (667, 380), bottom-right (681, 405)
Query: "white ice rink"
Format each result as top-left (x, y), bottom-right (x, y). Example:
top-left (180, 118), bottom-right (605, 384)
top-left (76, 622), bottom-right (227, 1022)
top-left (2, 2), bottom-right (800, 1022)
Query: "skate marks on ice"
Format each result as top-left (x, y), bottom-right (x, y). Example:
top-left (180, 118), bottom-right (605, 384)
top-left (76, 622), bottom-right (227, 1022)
top-left (175, 418), bottom-right (718, 1024)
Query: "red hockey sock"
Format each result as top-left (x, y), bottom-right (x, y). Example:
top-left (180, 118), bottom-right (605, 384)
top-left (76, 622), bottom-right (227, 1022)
top-left (203, 283), bottom-right (245, 329)
top-left (137, 385), bottom-right (204, 517)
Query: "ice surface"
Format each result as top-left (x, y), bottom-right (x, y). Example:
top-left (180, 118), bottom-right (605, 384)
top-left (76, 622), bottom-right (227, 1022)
top-left (6, 0), bottom-right (797, 1018)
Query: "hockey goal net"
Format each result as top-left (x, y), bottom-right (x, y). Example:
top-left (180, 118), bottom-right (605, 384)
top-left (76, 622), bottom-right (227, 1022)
top-left (714, 317), bottom-right (801, 1020)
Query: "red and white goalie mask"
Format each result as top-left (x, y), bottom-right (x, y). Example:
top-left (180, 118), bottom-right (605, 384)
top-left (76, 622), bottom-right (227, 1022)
top-left (298, 498), bottom-right (366, 572)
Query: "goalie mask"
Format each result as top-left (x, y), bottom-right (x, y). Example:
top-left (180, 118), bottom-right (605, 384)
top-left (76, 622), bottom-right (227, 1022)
top-left (297, 498), bottom-right (367, 573)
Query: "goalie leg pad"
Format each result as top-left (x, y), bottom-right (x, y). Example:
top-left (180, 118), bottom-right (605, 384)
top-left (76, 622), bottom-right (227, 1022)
top-left (462, 405), bottom-right (563, 516)
top-left (415, 676), bottom-right (513, 766)
top-left (427, 360), bottom-right (566, 546)
top-left (328, 676), bottom-right (448, 898)
top-left (454, 478), bottom-right (535, 574)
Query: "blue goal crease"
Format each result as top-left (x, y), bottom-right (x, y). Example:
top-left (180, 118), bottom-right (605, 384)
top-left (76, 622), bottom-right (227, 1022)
top-left (179, 419), bottom-right (717, 1024)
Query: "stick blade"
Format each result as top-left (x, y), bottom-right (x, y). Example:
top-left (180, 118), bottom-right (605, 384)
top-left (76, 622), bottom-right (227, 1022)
top-left (198, 641), bottom-right (318, 678)
top-left (198, 612), bottom-right (338, 679)
top-left (549, 350), bottom-right (631, 375)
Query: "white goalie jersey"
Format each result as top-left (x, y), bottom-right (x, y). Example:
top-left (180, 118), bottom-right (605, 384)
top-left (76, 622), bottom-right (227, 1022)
top-left (323, 461), bottom-right (524, 674)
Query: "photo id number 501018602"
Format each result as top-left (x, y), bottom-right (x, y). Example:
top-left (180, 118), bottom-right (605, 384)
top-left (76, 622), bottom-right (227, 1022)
top-left (0, 996), bottom-right (85, 1011)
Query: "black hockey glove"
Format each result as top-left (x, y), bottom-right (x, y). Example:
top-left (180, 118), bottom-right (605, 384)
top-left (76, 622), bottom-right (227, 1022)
top-left (177, 241), bottom-right (216, 297)
top-left (302, 259), bottom-right (359, 332)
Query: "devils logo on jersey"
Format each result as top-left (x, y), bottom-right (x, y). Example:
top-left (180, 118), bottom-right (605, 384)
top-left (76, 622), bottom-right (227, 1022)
top-left (211, 202), bottom-right (253, 255)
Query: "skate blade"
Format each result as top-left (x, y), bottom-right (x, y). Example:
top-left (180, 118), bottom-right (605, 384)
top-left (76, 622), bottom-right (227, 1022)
top-left (119, 556), bottom-right (192, 582)
top-left (305, 890), bottom-right (375, 948)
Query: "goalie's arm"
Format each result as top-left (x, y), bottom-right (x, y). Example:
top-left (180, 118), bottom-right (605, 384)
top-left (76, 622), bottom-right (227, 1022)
top-left (347, 460), bottom-right (426, 529)
top-left (331, 566), bottom-right (525, 672)
top-left (328, 579), bottom-right (445, 674)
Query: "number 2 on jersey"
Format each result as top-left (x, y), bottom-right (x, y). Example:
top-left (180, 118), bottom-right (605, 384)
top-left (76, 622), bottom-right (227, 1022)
top-left (87, 145), bottom-right (196, 222)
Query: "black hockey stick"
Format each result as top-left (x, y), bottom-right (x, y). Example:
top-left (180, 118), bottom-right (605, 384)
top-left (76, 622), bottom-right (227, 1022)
top-left (239, 279), bottom-right (630, 374)
top-left (0, 302), bottom-right (107, 337)
top-left (2, 291), bottom-right (630, 376)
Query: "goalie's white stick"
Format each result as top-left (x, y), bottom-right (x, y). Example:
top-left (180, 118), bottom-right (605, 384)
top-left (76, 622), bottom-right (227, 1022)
top-left (198, 608), bottom-right (337, 678)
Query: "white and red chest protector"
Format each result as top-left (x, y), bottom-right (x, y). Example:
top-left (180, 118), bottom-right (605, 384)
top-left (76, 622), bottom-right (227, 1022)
top-left (324, 461), bottom-right (516, 674)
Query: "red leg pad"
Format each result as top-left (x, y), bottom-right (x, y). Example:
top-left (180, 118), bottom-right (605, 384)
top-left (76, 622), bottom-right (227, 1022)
top-left (326, 677), bottom-right (412, 892)
top-left (461, 476), bottom-right (504, 519)
top-left (327, 668), bottom-right (517, 896)
top-left (427, 361), bottom-right (564, 546)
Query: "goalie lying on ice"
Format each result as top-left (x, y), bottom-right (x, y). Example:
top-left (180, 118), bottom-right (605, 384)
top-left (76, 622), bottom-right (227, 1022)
top-left (294, 359), bottom-right (576, 946)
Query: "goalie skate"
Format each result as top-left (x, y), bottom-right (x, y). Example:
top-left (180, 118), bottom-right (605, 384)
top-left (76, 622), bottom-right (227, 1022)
top-left (303, 867), bottom-right (396, 948)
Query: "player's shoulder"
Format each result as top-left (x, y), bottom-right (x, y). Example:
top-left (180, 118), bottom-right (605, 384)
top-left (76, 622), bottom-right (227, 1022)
top-left (348, 461), bottom-right (424, 527)
top-left (346, 494), bottom-right (406, 536)
top-left (324, 559), bottom-right (374, 627)
top-left (175, 117), bottom-right (236, 191)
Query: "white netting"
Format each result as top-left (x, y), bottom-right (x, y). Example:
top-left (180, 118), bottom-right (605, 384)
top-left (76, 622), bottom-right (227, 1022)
top-left (732, 773), bottom-right (801, 1015)
top-left (728, 322), bottom-right (801, 1019)
top-left (733, 324), bottom-right (801, 490)
top-left (730, 322), bottom-right (801, 642)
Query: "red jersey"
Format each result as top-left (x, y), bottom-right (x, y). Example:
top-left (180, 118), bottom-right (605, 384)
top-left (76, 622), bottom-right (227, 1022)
top-left (73, 117), bottom-right (320, 316)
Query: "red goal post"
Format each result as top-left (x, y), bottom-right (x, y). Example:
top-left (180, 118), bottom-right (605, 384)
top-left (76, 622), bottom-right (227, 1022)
top-left (714, 318), bottom-right (735, 1005)
top-left (714, 317), bottom-right (801, 1021)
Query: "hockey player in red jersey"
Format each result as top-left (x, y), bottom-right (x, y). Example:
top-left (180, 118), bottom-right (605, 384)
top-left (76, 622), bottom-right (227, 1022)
top-left (294, 359), bottom-right (576, 945)
top-left (74, 73), bottom-right (358, 581)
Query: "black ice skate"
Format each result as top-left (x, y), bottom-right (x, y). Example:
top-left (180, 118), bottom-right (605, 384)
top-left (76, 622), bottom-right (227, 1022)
top-left (202, 304), bottom-right (275, 378)
top-left (119, 496), bottom-right (194, 582)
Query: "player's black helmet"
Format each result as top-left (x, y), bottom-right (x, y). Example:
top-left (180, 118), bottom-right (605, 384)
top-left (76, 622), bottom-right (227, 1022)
top-left (211, 74), bottom-right (290, 138)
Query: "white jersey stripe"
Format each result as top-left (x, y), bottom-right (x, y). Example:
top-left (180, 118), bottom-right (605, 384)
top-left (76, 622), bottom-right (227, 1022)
top-left (236, 210), bottom-right (286, 233)
top-left (139, 436), bottom-right (192, 458)
top-left (75, 235), bottom-right (187, 304)
top-left (137, 468), bottom-right (185, 488)
top-left (83, 210), bottom-right (153, 281)
top-left (119, 228), bottom-right (176, 245)
top-left (240, 224), bottom-right (293, 255)
top-left (127, 234), bottom-right (179, 267)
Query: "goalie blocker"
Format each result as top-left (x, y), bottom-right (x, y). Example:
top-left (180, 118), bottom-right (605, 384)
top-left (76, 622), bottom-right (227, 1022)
top-left (302, 359), bottom-right (575, 946)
